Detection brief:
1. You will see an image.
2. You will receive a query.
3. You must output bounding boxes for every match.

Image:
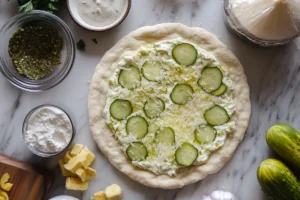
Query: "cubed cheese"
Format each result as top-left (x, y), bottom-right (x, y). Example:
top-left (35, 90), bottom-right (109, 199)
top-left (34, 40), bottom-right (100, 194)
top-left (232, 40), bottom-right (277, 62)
top-left (86, 167), bottom-right (97, 180)
top-left (64, 161), bottom-right (82, 173)
top-left (81, 151), bottom-right (95, 169)
top-left (64, 147), bottom-right (90, 173)
top-left (65, 177), bottom-right (88, 191)
top-left (92, 191), bottom-right (106, 200)
top-left (70, 144), bottom-right (84, 156)
top-left (76, 168), bottom-right (87, 182)
top-left (105, 184), bottom-right (122, 200)
top-left (64, 151), bottom-right (73, 164)
top-left (58, 159), bottom-right (75, 177)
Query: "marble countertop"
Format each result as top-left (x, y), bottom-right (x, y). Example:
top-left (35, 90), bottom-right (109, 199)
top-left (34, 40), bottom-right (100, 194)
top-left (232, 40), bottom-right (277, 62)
top-left (0, 0), bottom-right (300, 199)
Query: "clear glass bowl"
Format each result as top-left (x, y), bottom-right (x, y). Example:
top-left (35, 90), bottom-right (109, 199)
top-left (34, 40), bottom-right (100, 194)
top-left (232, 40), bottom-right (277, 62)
top-left (0, 10), bottom-right (75, 92)
top-left (223, 0), bottom-right (299, 47)
top-left (22, 104), bottom-right (76, 157)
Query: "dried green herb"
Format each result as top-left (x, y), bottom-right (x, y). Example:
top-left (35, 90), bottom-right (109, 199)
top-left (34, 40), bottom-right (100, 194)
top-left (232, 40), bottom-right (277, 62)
top-left (9, 24), bottom-right (63, 80)
top-left (77, 39), bottom-right (86, 51)
top-left (91, 38), bottom-right (98, 44)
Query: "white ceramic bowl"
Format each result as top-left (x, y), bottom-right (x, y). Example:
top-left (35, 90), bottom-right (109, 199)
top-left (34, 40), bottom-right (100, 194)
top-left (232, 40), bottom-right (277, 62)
top-left (67, 0), bottom-right (131, 31)
top-left (49, 195), bottom-right (79, 200)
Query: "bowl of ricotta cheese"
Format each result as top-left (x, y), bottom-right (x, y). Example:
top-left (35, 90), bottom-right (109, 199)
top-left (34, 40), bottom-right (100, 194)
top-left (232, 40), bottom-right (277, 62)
top-left (23, 104), bottom-right (75, 157)
top-left (67, 0), bottom-right (131, 31)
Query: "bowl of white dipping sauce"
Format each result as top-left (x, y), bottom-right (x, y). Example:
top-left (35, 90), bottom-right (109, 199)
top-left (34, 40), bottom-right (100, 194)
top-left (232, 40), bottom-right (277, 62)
top-left (49, 195), bottom-right (79, 200)
top-left (22, 104), bottom-right (75, 157)
top-left (67, 0), bottom-right (131, 31)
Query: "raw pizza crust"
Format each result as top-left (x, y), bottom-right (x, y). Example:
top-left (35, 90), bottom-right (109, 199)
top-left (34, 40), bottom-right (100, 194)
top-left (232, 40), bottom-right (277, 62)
top-left (89, 23), bottom-right (251, 189)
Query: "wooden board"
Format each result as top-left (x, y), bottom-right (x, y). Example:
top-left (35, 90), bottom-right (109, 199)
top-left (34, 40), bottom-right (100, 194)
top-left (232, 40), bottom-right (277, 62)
top-left (0, 154), bottom-right (52, 200)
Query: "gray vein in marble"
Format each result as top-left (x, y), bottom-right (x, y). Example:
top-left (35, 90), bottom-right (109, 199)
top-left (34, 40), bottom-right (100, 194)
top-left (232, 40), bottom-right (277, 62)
top-left (0, 91), bottom-right (22, 152)
top-left (191, 0), bottom-right (200, 18)
top-left (10, 90), bottom-right (22, 120)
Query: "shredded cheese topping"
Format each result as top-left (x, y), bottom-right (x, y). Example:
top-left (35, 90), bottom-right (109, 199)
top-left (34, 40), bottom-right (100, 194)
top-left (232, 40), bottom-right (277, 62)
top-left (104, 38), bottom-right (236, 176)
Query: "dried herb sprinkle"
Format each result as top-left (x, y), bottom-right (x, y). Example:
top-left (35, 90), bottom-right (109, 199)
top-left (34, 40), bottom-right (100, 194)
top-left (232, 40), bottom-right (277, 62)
top-left (91, 38), bottom-right (97, 44)
top-left (76, 39), bottom-right (86, 51)
top-left (9, 24), bottom-right (63, 80)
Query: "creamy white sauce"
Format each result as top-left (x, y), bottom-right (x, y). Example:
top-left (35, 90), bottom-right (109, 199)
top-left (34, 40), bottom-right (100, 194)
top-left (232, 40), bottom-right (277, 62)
top-left (104, 38), bottom-right (236, 175)
top-left (77, 0), bottom-right (127, 27)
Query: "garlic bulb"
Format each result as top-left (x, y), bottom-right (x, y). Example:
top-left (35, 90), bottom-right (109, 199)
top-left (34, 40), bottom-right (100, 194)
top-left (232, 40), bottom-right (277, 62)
top-left (230, 0), bottom-right (300, 40)
top-left (202, 190), bottom-right (235, 200)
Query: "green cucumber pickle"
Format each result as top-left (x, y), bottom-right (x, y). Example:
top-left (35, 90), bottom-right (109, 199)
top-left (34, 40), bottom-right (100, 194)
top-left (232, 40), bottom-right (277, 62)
top-left (257, 159), bottom-right (300, 200)
top-left (266, 124), bottom-right (300, 169)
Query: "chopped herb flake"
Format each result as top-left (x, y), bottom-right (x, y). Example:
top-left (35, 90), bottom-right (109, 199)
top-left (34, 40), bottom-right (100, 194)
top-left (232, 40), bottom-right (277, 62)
top-left (92, 38), bottom-right (98, 44)
top-left (77, 39), bottom-right (86, 51)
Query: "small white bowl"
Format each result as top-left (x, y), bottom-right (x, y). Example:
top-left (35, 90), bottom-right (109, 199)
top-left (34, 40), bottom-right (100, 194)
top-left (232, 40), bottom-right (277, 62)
top-left (67, 0), bottom-right (131, 31)
top-left (50, 195), bottom-right (79, 200)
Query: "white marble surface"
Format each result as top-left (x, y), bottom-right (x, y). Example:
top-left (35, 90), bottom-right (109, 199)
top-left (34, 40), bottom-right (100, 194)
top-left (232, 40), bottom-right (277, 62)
top-left (0, 0), bottom-right (300, 200)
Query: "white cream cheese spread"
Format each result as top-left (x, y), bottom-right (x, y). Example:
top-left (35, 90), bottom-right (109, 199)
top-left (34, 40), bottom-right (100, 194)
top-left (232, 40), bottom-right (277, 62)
top-left (77, 0), bottom-right (128, 27)
top-left (104, 38), bottom-right (236, 176)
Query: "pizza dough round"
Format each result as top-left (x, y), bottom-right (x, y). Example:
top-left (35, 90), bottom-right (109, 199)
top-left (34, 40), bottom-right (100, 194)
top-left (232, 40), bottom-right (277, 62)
top-left (89, 23), bottom-right (251, 189)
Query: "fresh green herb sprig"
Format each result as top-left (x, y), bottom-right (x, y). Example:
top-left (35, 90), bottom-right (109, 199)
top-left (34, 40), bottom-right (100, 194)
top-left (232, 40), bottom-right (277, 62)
top-left (18, 0), bottom-right (62, 13)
